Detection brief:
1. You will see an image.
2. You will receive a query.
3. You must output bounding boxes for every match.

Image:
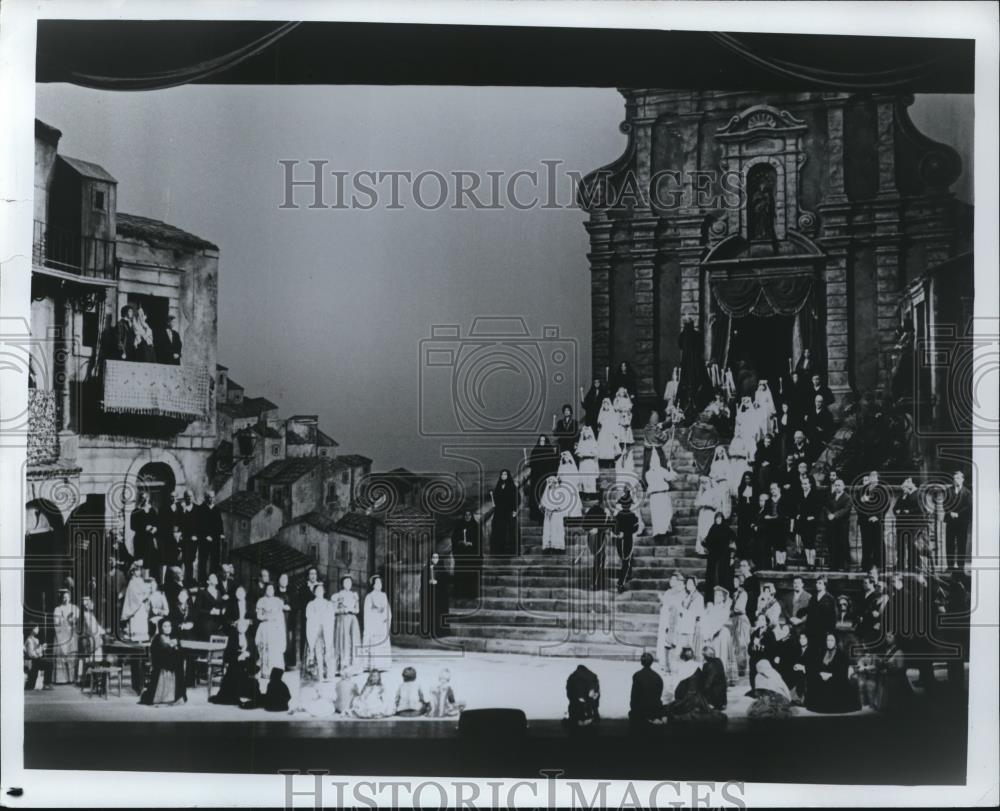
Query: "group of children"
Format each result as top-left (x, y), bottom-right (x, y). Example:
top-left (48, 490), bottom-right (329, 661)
top-left (313, 665), bottom-right (466, 720)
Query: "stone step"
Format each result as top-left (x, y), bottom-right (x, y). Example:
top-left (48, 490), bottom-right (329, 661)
top-left (448, 608), bottom-right (658, 632)
top-left (435, 634), bottom-right (651, 660)
top-left (456, 595), bottom-right (663, 614)
top-left (445, 622), bottom-right (657, 647)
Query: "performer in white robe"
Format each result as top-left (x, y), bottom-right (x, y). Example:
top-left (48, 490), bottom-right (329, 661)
top-left (541, 477), bottom-right (580, 552)
top-left (613, 387), bottom-right (634, 446)
top-left (732, 396), bottom-right (757, 462)
top-left (120, 563), bottom-right (151, 643)
top-left (750, 400), bottom-right (769, 445)
top-left (255, 584), bottom-right (287, 688)
top-left (694, 476), bottom-right (716, 555)
top-left (754, 380), bottom-right (777, 435)
top-left (614, 445), bottom-right (636, 495)
top-left (656, 573), bottom-right (685, 672)
top-left (305, 583), bottom-right (336, 680)
top-left (701, 587), bottom-right (735, 683)
top-left (676, 577), bottom-right (705, 660)
top-left (575, 426), bottom-right (600, 493)
top-left (361, 575), bottom-right (392, 671)
top-left (645, 452), bottom-right (678, 536)
top-left (710, 445), bottom-right (734, 500)
top-left (596, 398), bottom-right (622, 462)
top-left (663, 367), bottom-right (680, 410)
top-left (557, 450), bottom-right (581, 492)
top-left (52, 590), bottom-right (80, 684)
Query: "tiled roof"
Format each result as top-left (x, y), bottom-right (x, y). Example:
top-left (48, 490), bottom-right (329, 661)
top-left (230, 538), bottom-right (313, 574)
top-left (317, 430), bottom-right (339, 448)
top-left (287, 415), bottom-right (318, 422)
top-left (117, 212), bottom-right (218, 251)
top-left (335, 512), bottom-right (376, 539)
top-left (226, 377), bottom-right (244, 392)
top-left (217, 490), bottom-right (270, 518)
top-left (216, 363), bottom-right (229, 372)
top-left (218, 397), bottom-right (277, 420)
top-left (35, 119), bottom-right (62, 144)
top-left (336, 454), bottom-right (373, 468)
top-left (288, 511), bottom-right (339, 534)
top-left (252, 423), bottom-right (282, 439)
top-left (255, 457), bottom-right (322, 484)
top-left (285, 431), bottom-right (312, 445)
top-left (59, 154), bottom-right (117, 183)
top-left (245, 396), bottom-right (278, 412)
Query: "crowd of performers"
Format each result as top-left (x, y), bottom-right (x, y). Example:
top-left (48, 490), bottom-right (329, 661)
top-left (560, 562), bottom-right (971, 729)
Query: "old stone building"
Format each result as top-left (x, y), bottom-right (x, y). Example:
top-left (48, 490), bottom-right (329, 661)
top-left (26, 118), bottom-right (219, 617)
top-left (580, 91), bottom-right (971, 411)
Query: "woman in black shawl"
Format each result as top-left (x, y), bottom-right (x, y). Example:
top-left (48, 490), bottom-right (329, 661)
top-left (139, 619), bottom-right (187, 705)
top-left (806, 633), bottom-right (861, 714)
top-left (704, 512), bottom-right (735, 600)
top-left (735, 471), bottom-right (757, 560)
top-left (527, 435), bottom-right (559, 523)
top-left (210, 618), bottom-right (260, 707)
top-left (664, 647), bottom-right (727, 726)
top-left (609, 361), bottom-right (637, 401)
top-left (490, 469), bottom-right (519, 555)
top-left (581, 378), bottom-right (608, 428)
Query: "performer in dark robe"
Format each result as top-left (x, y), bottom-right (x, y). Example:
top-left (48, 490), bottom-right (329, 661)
top-left (943, 470), bottom-right (971, 571)
top-left (735, 472), bottom-right (757, 561)
top-left (450, 511), bottom-right (482, 600)
top-left (553, 405), bottom-right (580, 457)
top-left (663, 648), bottom-right (727, 726)
top-left (139, 619), bottom-right (187, 705)
top-left (613, 493), bottom-right (640, 593)
top-left (609, 361), bottom-right (637, 401)
top-left (825, 479), bottom-right (852, 571)
top-left (699, 646), bottom-right (728, 710)
top-left (677, 320), bottom-right (711, 414)
top-left (629, 652), bottom-right (667, 725)
top-left (858, 472), bottom-right (889, 572)
top-left (129, 495), bottom-right (159, 576)
top-left (565, 664), bottom-right (601, 728)
top-left (892, 477), bottom-right (924, 572)
top-left (806, 577), bottom-right (838, 647)
top-left (581, 378), bottom-right (609, 428)
top-left (422, 553), bottom-right (450, 638)
top-left (169, 587), bottom-right (198, 687)
top-left (210, 619), bottom-right (261, 707)
top-left (787, 631), bottom-right (812, 705)
top-left (703, 512), bottom-right (735, 600)
top-left (490, 469), bottom-right (519, 556)
top-left (196, 573), bottom-right (227, 639)
top-left (687, 415), bottom-right (721, 475)
top-left (254, 667), bottom-right (291, 712)
top-left (735, 359), bottom-right (758, 401)
top-left (806, 633), bottom-right (860, 714)
top-left (581, 494), bottom-right (613, 591)
top-left (795, 479), bottom-right (823, 570)
top-left (195, 491), bottom-right (225, 583)
top-left (527, 436), bottom-right (559, 523)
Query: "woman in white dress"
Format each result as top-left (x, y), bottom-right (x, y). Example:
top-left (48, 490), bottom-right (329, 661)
top-left (613, 387), bottom-right (635, 447)
top-left (701, 586), bottom-right (735, 684)
top-left (596, 398), bottom-right (622, 462)
top-left (305, 583), bottom-right (336, 681)
top-left (754, 380), bottom-right (777, 435)
top-left (255, 582), bottom-right (287, 688)
top-left (645, 452), bottom-right (678, 536)
top-left (694, 476), bottom-right (716, 555)
top-left (52, 589), bottom-right (80, 684)
top-left (557, 450), bottom-right (580, 491)
top-left (361, 575), bottom-right (392, 671)
top-left (663, 367), bottom-right (680, 411)
top-left (710, 445), bottom-right (734, 500)
top-left (121, 563), bottom-right (151, 643)
top-left (334, 576), bottom-right (362, 676)
top-left (732, 396), bottom-right (757, 462)
top-left (676, 576), bottom-right (705, 661)
top-left (540, 477), bottom-right (580, 553)
top-left (656, 572), bottom-right (685, 672)
top-left (575, 426), bottom-right (600, 493)
top-left (79, 595), bottom-right (105, 666)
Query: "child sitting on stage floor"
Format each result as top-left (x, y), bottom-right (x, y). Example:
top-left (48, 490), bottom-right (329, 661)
top-left (394, 666), bottom-right (430, 717)
top-left (334, 672), bottom-right (359, 715)
top-left (429, 668), bottom-right (466, 717)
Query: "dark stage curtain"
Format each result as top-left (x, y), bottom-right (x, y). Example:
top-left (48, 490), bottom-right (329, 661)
top-left (711, 275), bottom-right (814, 319)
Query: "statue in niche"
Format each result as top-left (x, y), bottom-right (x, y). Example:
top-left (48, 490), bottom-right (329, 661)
top-left (747, 165), bottom-right (777, 241)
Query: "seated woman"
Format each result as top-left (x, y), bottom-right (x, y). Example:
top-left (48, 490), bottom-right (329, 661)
top-left (210, 618), bottom-right (260, 708)
top-left (662, 647), bottom-right (727, 726)
top-left (395, 666), bottom-right (430, 717)
top-left (805, 633), bottom-right (861, 714)
top-left (259, 667), bottom-right (291, 712)
top-left (428, 668), bottom-right (466, 717)
top-left (746, 659), bottom-right (794, 720)
top-left (351, 670), bottom-right (391, 718)
top-left (565, 664), bottom-right (601, 728)
top-left (139, 619), bottom-right (187, 706)
top-left (869, 631), bottom-right (917, 713)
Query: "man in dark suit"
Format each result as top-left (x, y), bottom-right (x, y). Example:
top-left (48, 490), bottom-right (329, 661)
top-left (738, 559), bottom-right (760, 624)
top-left (855, 576), bottom-right (883, 644)
top-left (943, 470), bottom-right (972, 571)
top-left (808, 374), bottom-right (835, 408)
top-left (178, 489), bottom-right (199, 584)
top-left (802, 394), bottom-right (835, 452)
top-left (629, 652), bottom-right (667, 725)
top-left (807, 576), bottom-right (837, 646)
top-left (787, 576), bottom-right (812, 636)
top-left (196, 490), bottom-right (225, 582)
top-left (858, 471), bottom-right (889, 572)
top-left (825, 478), bottom-right (853, 571)
top-left (129, 493), bottom-right (159, 577)
top-left (893, 477), bottom-right (924, 572)
top-left (156, 314), bottom-right (183, 364)
top-left (115, 305), bottom-right (135, 360)
top-left (613, 493), bottom-right (640, 593)
top-left (796, 478), bottom-right (823, 570)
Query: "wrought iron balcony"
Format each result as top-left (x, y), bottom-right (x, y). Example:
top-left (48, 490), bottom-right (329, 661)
top-left (33, 219), bottom-right (117, 281)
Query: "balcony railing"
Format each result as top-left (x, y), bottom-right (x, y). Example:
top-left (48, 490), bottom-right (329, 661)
top-left (33, 219), bottom-right (117, 281)
top-left (102, 360), bottom-right (210, 422)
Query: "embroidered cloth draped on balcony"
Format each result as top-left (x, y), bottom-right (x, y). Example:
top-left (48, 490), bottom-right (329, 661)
top-left (103, 360), bottom-right (209, 420)
top-left (27, 389), bottom-right (59, 465)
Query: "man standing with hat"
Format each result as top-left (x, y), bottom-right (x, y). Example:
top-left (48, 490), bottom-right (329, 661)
top-left (613, 492), bottom-right (640, 593)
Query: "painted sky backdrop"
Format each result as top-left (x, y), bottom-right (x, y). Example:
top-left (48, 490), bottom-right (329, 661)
top-left (34, 85), bottom-right (973, 473)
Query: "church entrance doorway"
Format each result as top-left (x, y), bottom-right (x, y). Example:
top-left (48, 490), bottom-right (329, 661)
top-left (729, 313), bottom-right (795, 390)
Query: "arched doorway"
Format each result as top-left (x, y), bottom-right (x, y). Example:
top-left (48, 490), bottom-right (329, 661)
top-left (136, 461), bottom-right (177, 514)
top-left (23, 500), bottom-right (68, 628)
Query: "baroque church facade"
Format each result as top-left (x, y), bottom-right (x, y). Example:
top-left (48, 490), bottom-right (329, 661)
top-left (579, 90), bottom-right (972, 413)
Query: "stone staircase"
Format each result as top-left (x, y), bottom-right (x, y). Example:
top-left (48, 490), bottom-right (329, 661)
top-left (447, 434), bottom-right (869, 659)
top-left (448, 440), bottom-right (708, 659)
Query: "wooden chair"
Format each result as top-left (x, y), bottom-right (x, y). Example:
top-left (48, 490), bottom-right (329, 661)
top-left (197, 635), bottom-right (228, 698)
